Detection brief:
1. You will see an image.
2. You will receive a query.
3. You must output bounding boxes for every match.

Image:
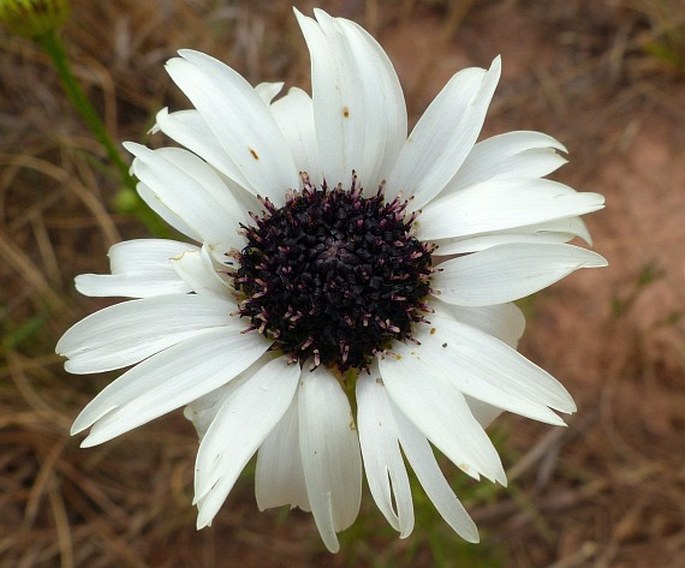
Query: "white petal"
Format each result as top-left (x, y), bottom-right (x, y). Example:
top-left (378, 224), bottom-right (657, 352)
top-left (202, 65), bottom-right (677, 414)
top-left (270, 87), bottom-right (322, 185)
top-left (295, 9), bottom-right (407, 190)
top-left (170, 246), bottom-right (235, 298)
top-left (432, 215), bottom-right (594, 256)
top-left (194, 356), bottom-right (300, 528)
top-left (153, 108), bottom-right (254, 195)
top-left (183, 354), bottom-right (279, 440)
top-left (255, 81), bottom-right (284, 104)
top-left (388, 314), bottom-right (576, 425)
top-left (463, 396), bottom-right (504, 429)
top-left (74, 273), bottom-right (190, 299)
top-left (255, 393), bottom-right (311, 513)
top-left (356, 370), bottom-right (414, 537)
top-left (298, 365), bottom-right (362, 553)
top-left (125, 143), bottom-right (249, 253)
top-left (391, 404), bottom-right (479, 542)
top-left (74, 239), bottom-right (198, 298)
top-left (385, 57), bottom-right (501, 209)
top-left (72, 325), bottom-right (271, 447)
top-left (184, 389), bottom-right (226, 440)
top-left (434, 228), bottom-right (567, 255)
top-left (542, 216), bottom-right (593, 245)
top-left (432, 243), bottom-right (608, 306)
top-left (431, 300), bottom-right (527, 429)
top-left (107, 239), bottom-right (198, 274)
top-left (379, 351), bottom-right (505, 484)
top-left (57, 294), bottom-right (234, 374)
top-left (165, 50), bottom-right (298, 202)
top-left (448, 130), bottom-right (568, 192)
top-left (432, 300), bottom-right (525, 348)
top-left (137, 181), bottom-right (201, 241)
top-left (418, 178), bottom-right (605, 241)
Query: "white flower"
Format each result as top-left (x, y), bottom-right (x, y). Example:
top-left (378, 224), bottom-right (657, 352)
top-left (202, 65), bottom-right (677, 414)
top-left (57, 8), bottom-right (606, 553)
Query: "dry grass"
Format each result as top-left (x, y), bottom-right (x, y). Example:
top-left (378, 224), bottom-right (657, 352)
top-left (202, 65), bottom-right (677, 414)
top-left (2, 0), bottom-right (685, 566)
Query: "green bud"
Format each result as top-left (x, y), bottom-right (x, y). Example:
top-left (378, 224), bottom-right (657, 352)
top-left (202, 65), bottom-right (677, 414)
top-left (0, 0), bottom-right (70, 39)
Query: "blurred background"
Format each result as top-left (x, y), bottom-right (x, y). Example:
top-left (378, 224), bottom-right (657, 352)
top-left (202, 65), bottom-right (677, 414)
top-left (1, 0), bottom-right (684, 566)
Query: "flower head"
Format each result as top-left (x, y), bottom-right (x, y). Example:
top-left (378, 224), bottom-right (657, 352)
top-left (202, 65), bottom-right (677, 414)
top-left (57, 8), bottom-right (606, 552)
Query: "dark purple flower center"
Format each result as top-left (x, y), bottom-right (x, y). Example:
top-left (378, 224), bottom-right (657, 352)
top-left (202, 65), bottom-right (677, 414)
top-left (232, 175), bottom-right (434, 372)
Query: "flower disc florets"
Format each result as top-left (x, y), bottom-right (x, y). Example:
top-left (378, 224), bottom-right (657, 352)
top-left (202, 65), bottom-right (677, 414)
top-left (233, 174), bottom-right (435, 372)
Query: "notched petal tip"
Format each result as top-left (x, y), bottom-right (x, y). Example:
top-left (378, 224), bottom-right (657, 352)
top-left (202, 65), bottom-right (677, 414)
top-left (148, 107), bottom-right (169, 135)
top-left (79, 435), bottom-right (101, 449)
top-left (121, 140), bottom-right (146, 157)
top-left (488, 54), bottom-right (502, 80)
top-left (583, 251), bottom-right (609, 268)
top-left (293, 6), bottom-right (315, 35)
top-left (312, 7), bottom-right (332, 23)
top-left (163, 55), bottom-right (184, 72)
top-left (195, 512), bottom-right (212, 530)
top-left (176, 48), bottom-right (207, 61)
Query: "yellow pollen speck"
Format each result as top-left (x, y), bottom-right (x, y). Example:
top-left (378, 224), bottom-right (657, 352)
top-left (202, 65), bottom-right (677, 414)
top-left (430, 327), bottom-right (436, 335)
top-left (249, 147), bottom-right (259, 160)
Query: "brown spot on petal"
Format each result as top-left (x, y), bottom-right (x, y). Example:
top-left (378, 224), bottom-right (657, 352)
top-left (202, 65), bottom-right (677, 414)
top-left (342, 106), bottom-right (350, 118)
top-left (249, 147), bottom-right (259, 160)
top-left (430, 327), bottom-right (436, 335)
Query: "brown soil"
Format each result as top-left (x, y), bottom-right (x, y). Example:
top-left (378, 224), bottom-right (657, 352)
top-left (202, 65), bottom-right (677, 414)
top-left (2, 0), bottom-right (684, 567)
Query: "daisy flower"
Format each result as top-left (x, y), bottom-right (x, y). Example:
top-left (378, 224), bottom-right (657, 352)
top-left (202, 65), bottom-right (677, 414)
top-left (57, 8), bottom-right (606, 552)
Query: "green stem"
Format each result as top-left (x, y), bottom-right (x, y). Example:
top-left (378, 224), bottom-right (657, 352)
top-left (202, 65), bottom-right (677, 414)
top-left (38, 30), bottom-right (135, 191)
top-left (37, 30), bottom-right (169, 235)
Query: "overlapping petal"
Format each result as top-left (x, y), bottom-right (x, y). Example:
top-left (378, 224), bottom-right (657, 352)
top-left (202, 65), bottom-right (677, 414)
top-left (165, 50), bottom-right (299, 202)
top-left (391, 404), bottom-right (479, 542)
top-left (446, 130), bottom-right (569, 193)
top-left (385, 312), bottom-right (576, 425)
top-left (270, 87), bottom-right (322, 185)
top-left (74, 239), bottom-right (196, 298)
top-left (298, 365), bottom-right (362, 552)
top-left (356, 370), bottom-right (414, 537)
top-left (125, 143), bottom-right (249, 256)
top-left (431, 215), bottom-right (593, 256)
top-left (432, 243), bottom-right (608, 306)
top-left (57, 294), bottom-right (234, 374)
top-left (194, 356), bottom-right (300, 528)
top-left (170, 245), bottom-right (235, 297)
top-left (418, 178), bottom-right (604, 242)
top-left (71, 325), bottom-right (270, 447)
top-left (255, 81), bottom-right (284, 104)
top-left (152, 107), bottom-right (254, 196)
top-left (434, 301), bottom-right (526, 348)
top-left (384, 57), bottom-right (501, 209)
top-left (255, 395), bottom-right (311, 513)
top-left (295, 8), bottom-right (407, 191)
top-left (379, 351), bottom-right (506, 484)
